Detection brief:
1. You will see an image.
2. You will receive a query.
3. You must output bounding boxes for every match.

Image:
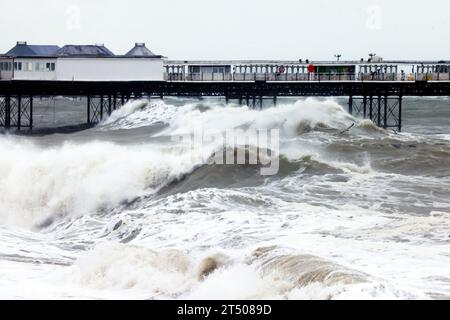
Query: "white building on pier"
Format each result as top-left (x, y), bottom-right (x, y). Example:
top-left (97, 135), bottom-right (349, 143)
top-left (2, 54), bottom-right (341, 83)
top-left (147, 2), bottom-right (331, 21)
top-left (0, 42), bottom-right (164, 81)
top-left (1, 41), bottom-right (449, 82)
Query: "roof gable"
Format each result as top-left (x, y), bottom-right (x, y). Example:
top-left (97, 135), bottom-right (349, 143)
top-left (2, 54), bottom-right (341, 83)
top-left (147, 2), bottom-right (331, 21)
top-left (57, 45), bottom-right (115, 57)
top-left (125, 43), bottom-right (157, 57)
top-left (5, 42), bottom-right (60, 57)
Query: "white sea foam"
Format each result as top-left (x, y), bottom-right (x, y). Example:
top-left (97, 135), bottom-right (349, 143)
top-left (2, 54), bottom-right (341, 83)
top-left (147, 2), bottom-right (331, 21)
top-left (0, 136), bottom-right (209, 228)
top-left (63, 243), bottom-right (424, 300)
top-left (98, 98), bottom-right (359, 136)
top-left (98, 99), bottom-right (182, 130)
top-left (435, 134), bottom-right (450, 141)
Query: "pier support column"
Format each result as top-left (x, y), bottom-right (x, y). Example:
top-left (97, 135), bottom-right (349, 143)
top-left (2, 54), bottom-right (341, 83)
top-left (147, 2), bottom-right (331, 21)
top-left (0, 97), bottom-right (7, 129)
top-left (5, 95), bottom-right (11, 129)
top-left (17, 95), bottom-right (22, 130)
top-left (345, 96), bottom-right (364, 118)
top-left (100, 95), bottom-right (104, 120)
top-left (357, 96), bottom-right (402, 132)
top-left (377, 96), bottom-right (381, 127)
top-left (108, 95), bottom-right (112, 116)
top-left (20, 96), bottom-right (33, 130)
top-left (29, 96), bottom-right (33, 130)
top-left (87, 96), bottom-right (91, 124)
top-left (0, 96), bottom-right (33, 130)
top-left (0, 97), bottom-right (4, 128)
top-left (87, 96), bottom-right (103, 124)
top-left (363, 96), bottom-right (367, 118)
top-left (348, 96), bottom-right (353, 115)
top-left (398, 96), bottom-right (402, 132)
top-left (273, 95), bottom-right (277, 107)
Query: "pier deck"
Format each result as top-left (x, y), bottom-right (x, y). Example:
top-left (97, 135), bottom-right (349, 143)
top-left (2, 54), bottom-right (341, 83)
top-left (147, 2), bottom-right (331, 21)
top-left (1, 80), bottom-right (449, 96)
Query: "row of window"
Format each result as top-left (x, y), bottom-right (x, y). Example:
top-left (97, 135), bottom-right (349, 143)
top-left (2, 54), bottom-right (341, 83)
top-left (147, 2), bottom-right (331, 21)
top-left (0, 62), bottom-right (12, 71)
top-left (0, 61), bottom-right (56, 72)
top-left (188, 66), bottom-right (232, 74)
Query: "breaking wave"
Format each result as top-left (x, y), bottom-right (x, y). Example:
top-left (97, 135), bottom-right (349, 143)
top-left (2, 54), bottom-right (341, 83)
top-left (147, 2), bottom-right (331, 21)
top-left (0, 137), bottom-right (207, 228)
top-left (98, 98), bottom-right (361, 136)
top-left (0, 98), bottom-right (380, 228)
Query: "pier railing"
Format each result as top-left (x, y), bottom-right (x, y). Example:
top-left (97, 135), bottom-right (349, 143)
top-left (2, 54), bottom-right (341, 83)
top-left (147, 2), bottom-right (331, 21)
top-left (164, 72), bottom-right (450, 82)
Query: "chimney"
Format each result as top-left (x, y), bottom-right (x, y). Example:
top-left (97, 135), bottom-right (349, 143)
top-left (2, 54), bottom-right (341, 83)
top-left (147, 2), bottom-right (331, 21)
top-left (135, 43), bottom-right (145, 47)
top-left (17, 41), bottom-right (27, 45)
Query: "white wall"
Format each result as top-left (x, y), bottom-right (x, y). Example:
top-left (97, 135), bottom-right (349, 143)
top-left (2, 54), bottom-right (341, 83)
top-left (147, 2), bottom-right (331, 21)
top-left (13, 58), bottom-right (57, 81)
top-left (56, 58), bottom-right (164, 81)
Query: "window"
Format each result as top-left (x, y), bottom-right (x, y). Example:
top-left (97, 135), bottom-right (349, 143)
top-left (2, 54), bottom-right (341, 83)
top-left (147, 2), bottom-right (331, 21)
top-left (24, 62), bottom-right (33, 71)
top-left (45, 62), bottom-right (56, 71)
top-left (19, 62), bottom-right (56, 72)
top-left (1, 62), bottom-right (12, 71)
top-left (189, 66), bottom-right (200, 74)
top-left (437, 65), bottom-right (449, 73)
top-left (34, 63), bottom-right (45, 71)
top-left (213, 67), bottom-right (225, 73)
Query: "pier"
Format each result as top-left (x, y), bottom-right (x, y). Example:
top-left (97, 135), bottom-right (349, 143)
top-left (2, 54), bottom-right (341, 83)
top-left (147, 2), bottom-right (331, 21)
top-left (1, 42), bottom-right (450, 132)
top-left (0, 79), bottom-right (449, 132)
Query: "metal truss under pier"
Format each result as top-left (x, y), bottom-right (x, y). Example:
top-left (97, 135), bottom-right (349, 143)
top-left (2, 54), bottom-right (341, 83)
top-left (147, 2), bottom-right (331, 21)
top-left (87, 94), bottom-right (131, 124)
top-left (0, 95), bottom-right (33, 130)
top-left (348, 96), bottom-right (403, 132)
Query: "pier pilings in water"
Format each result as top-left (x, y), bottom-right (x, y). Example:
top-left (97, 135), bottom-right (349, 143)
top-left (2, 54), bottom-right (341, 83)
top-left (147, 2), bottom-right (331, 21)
top-left (0, 95), bottom-right (33, 130)
top-left (1, 80), bottom-right (449, 131)
top-left (87, 94), bottom-right (130, 124)
top-left (0, 93), bottom-right (411, 133)
top-left (348, 95), bottom-right (403, 132)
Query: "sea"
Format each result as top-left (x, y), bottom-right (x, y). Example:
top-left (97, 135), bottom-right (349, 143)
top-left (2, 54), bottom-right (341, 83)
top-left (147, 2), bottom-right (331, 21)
top-left (0, 96), bottom-right (449, 299)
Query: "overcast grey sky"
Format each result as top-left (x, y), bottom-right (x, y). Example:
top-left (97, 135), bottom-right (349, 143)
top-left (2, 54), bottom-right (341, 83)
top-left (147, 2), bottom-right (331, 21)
top-left (1, 0), bottom-right (449, 60)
